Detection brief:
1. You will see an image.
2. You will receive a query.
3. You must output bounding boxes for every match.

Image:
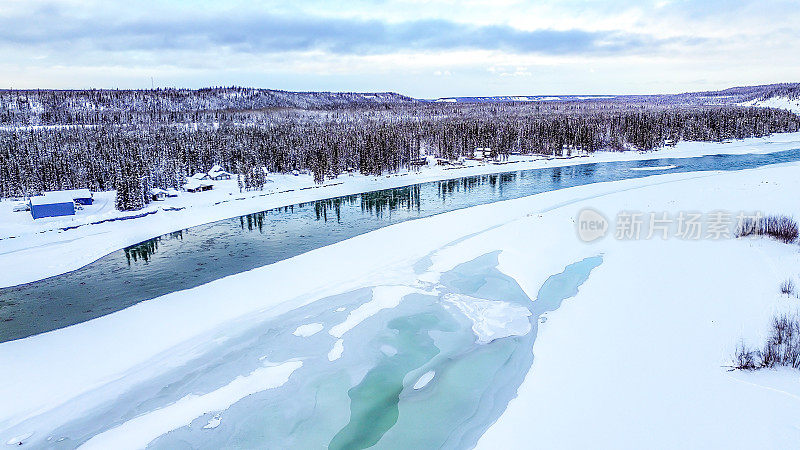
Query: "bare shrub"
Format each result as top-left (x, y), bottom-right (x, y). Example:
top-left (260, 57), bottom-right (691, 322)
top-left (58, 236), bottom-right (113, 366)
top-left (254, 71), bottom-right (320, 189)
top-left (780, 279), bottom-right (795, 296)
top-left (760, 340), bottom-right (780, 368)
top-left (734, 314), bottom-right (800, 370)
top-left (736, 215), bottom-right (799, 244)
top-left (734, 342), bottom-right (757, 370)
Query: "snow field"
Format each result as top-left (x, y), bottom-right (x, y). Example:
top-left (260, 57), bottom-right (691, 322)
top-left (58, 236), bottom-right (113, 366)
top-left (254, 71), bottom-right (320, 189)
top-left (2, 160), bottom-right (800, 447)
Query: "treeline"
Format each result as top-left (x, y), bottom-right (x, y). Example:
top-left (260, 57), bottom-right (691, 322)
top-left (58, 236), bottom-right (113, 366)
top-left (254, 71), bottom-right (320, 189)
top-left (0, 88), bottom-right (414, 126)
top-left (1, 104), bottom-right (798, 210)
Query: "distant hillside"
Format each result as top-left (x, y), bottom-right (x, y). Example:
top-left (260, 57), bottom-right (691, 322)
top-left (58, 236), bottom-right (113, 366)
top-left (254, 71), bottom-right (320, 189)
top-left (2, 83), bottom-right (798, 127)
top-left (430, 83), bottom-right (800, 106)
top-left (430, 95), bottom-right (617, 103)
top-left (0, 87), bottom-right (415, 118)
top-left (696, 83), bottom-right (800, 101)
top-left (3, 82), bottom-right (799, 202)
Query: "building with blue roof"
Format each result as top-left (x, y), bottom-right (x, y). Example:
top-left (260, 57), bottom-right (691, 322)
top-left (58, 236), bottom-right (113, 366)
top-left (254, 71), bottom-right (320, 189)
top-left (29, 192), bottom-right (76, 219)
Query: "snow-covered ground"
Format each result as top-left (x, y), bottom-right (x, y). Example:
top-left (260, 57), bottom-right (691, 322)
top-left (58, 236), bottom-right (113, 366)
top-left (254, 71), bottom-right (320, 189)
top-left (2, 131), bottom-right (800, 288)
top-left (743, 96), bottom-right (800, 114)
top-left (476, 168), bottom-right (800, 449)
top-left (2, 158), bottom-right (800, 447)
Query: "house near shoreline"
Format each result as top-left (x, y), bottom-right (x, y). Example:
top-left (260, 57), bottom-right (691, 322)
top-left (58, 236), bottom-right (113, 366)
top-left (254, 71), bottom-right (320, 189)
top-left (208, 165), bottom-right (233, 180)
top-left (472, 147), bottom-right (494, 160)
top-left (149, 188), bottom-right (168, 201)
top-left (184, 179), bottom-right (214, 193)
top-left (43, 189), bottom-right (93, 205)
top-left (29, 191), bottom-right (76, 219)
top-left (28, 189), bottom-right (95, 219)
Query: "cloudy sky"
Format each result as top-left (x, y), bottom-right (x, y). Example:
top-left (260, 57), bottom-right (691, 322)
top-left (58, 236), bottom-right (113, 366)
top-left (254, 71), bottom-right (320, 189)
top-left (1, 0), bottom-right (798, 97)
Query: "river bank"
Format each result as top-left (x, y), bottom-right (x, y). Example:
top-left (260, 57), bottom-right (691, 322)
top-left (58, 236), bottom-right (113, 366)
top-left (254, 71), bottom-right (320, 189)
top-left (2, 132), bottom-right (800, 288)
top-left (2, 161), bottom-right (799, 447)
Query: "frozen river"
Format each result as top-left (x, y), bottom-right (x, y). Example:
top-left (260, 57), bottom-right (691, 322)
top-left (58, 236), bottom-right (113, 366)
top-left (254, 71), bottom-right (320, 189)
top-left (4, 247), bottom-right (603, 449)
top-left (2, 149), bottom-right (800, 341)
top-left (3, 148), bottom-right (800, 448)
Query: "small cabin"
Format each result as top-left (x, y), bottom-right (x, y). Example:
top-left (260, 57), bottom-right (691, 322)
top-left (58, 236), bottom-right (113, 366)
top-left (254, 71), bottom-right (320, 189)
top-left (165, 188), bottom-right (180, 198)
top-left (184, 180), bottom-right (213, 193)
top-left (149, 188), bottom-right (168, 201)
top-left (43, 189), bottom-right (93, 205)
top-left (71, 189), bottom-right (93, 205)
top-left (12, 201), bottom-right (30, 212)
top-left (208, 165), bottom-right (232, 180)
top-left (472, 147), bottom-right (493, 160)
top-left (191, 172), bottom-right (210, 181)
top-left (29, 192), bottom-right (76, 219)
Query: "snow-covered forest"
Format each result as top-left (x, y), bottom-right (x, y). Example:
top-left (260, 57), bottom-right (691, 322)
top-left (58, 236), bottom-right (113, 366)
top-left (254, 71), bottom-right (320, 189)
top-left (1, 84), bottom-right (799, 209)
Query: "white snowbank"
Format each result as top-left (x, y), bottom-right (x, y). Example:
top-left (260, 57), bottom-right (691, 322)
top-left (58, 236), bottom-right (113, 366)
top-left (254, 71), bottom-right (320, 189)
top-left (292, 323), bottom-right (324, 337)
top-left (629, 164), bottom-right (677, 171)
top-left (442, 293), bottom-right (532, 344)
top-left (413, 371), bottom-right (436, 390)
top-left (5, 432), bottom-right (32, 445)
top-left (475, 170), bottom-right (800, 448)
top-left (3, 131), bottom-right (800, 288)
top-left (328, 339), bottom-right (344, 362)
top-left (79, 360), bottom-right (301, 450)
top-left (329, 286), bottom-right (420, 338)
top-left (202, 416), bottom-right (221, 430)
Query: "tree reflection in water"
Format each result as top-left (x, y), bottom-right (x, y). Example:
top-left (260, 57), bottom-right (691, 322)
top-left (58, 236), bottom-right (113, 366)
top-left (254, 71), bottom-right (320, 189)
top-left (438, 172), bottom-right (518, 199)
top-left (240, 212), bottom-right (266, 232)
top-left (123, 231), bottom-right (184, 265)
top-left (314, 196), bottom-right (358, 222)
top-left (360, 185), bottom-right (421, 218)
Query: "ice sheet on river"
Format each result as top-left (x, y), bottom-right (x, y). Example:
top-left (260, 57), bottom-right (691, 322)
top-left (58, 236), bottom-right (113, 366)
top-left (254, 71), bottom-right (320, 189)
top-left (0, 249), bottom-right (603, 449)
top-left (0, 163), bottom-right (621, 448)
top-left (80, 361), bottom-right (301, 450)
top-left (6, 161), bottom-right (800, 448)
top-left (442, 293), bottom-right (532, 344)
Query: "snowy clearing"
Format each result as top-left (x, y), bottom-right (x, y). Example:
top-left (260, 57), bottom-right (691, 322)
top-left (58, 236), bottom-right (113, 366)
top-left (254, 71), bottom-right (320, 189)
top-left (2, 131), bottom-right (800, 288)
top-left (744, 96), bottom-right (800, 115)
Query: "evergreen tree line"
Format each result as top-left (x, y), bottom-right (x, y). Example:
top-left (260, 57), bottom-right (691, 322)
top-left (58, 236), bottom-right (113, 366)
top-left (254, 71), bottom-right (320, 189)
top-left (1, 84), bottom-right (797, 127)
top-left (0, 87), bottom-right (415, 126)
top-left (1, 104), bottom-right (798, 211)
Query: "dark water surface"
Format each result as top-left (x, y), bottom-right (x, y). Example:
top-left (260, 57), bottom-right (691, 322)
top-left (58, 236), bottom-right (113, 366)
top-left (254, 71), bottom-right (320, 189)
top-left (1, 149), bottom-right (799, 341)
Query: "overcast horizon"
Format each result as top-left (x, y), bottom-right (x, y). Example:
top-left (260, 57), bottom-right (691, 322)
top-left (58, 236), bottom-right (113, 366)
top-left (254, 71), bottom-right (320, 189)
top-left (2, 0), bottom-right (798, 97)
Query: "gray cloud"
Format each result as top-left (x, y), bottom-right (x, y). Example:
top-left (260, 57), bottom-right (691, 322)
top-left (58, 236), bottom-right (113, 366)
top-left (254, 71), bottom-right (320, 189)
top-left (0, 8), bottom-right (696, 57)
